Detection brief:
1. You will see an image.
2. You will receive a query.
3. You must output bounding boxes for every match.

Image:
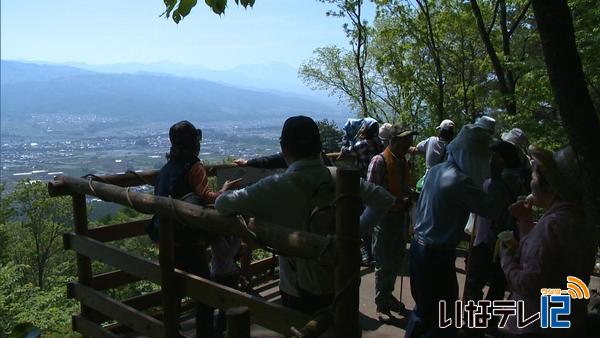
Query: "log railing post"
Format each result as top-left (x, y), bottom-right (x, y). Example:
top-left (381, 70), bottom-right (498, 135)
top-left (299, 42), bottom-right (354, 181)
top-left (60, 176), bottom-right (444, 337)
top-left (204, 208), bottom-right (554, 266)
top-left (334, 169), bottom-right (361, 338)
top-left (72, 194), bottom-right (93, 318)
top-left (226, 306), bottom-right (250, 338)
top-left (159, 216), bottom-right (179, 337)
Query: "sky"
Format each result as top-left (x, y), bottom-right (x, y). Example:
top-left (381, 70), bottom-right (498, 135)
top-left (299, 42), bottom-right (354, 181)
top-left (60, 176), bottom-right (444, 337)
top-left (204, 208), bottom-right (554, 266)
top-left (1, 0), bottom-right (376, 70)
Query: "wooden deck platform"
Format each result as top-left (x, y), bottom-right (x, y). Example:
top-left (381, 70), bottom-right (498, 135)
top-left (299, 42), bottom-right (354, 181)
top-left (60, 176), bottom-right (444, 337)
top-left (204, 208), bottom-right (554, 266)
top-left (176, 256), bottom-right (600, 337)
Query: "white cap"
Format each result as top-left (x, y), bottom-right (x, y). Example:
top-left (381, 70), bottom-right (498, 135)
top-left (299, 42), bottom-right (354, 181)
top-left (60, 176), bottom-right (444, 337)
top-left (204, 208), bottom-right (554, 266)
top-left (474, 116), bottom-right (496, 133)
top-left (379, 123), bottom-right (393, 140)
top-left (501, 128), bottom-right (528, 149)
top-left (436, 119), bottom-right (455, 131)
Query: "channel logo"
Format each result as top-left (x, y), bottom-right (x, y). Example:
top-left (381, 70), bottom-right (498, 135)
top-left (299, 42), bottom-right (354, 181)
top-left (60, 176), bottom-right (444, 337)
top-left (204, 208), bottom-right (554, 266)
top-left (564, 276), bottom-right (590, 299)
top-left (439, 276), bottom-right (590, 329)
top-left (540, 276), bottom-right (589, 329)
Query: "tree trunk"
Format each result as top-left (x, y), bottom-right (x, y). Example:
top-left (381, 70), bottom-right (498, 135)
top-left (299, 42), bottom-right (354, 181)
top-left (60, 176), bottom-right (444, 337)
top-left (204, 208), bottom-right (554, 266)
top-left (470, 0), bottom-right (513, 114)
top-left (531, 0), bottom-right (600, 235)
top-left (500, 0), bottom-right (517, 115)
top-left (418, 0), bottom-right (445, 122)
top-left (354, 3), bottom-right (369, 118)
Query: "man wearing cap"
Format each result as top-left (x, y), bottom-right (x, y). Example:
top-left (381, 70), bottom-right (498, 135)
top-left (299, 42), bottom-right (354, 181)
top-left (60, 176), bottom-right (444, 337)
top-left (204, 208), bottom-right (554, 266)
top-left (405, 124), bottom-right (506, 338)
top-left (463, 139), bottom-right (526, 338)
top-left (367, 124), bottom-right (419, 322)
top-left (216, 116), bottom-right (394, 314)
top-left (411, 119), bottom-right (455, 171)
top-left (500, 145), bottom-right (596, 338)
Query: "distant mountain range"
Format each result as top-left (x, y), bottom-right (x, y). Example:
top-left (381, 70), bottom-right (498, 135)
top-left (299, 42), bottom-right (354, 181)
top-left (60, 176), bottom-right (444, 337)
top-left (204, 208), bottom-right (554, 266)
top-left (1, 60), bottom-right (343, 122)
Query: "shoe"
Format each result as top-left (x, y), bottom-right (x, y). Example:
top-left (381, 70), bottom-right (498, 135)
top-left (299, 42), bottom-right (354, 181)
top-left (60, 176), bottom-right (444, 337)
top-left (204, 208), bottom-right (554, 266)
top-left (388, 296), bottom-right (405, 313)
top-left (377, 309), bottom-right (394, 323)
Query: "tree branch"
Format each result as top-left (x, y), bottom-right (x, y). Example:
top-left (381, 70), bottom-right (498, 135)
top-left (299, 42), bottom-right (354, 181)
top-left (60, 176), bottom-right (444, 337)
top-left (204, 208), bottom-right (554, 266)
top-left (509, 0), bottom-right (532, 37)
top-left (487, 0), bottom-right (501, 36)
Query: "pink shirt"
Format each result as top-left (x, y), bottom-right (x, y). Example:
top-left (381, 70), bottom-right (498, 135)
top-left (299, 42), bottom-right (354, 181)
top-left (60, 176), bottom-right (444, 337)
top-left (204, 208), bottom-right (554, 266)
top-left (501, 201), bottom-right (596, 337)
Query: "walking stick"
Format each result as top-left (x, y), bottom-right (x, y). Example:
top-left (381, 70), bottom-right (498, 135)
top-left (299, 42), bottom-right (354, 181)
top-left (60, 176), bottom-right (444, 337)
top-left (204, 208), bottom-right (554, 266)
top-left (461, 215), bottom-right (478, 301)
top-left (399, 210), bottom-right (412, 307)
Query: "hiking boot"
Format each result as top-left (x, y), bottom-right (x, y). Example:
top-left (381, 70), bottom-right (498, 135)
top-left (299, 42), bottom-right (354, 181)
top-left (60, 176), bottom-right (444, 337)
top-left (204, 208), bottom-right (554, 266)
top-left (388, 296), bottom-right (405, 313)
top-left (377, 309), bottom-right (394, 323)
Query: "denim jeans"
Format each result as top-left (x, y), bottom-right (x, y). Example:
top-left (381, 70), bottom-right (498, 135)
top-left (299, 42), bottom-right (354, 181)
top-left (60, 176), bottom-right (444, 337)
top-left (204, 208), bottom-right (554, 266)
top-left (405, 239), bottom-right (458, 338)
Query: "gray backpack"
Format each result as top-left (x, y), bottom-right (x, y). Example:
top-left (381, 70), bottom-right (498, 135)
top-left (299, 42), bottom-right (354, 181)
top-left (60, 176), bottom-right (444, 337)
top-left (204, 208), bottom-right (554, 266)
top-left (289, 167), bottom-right (337, 295)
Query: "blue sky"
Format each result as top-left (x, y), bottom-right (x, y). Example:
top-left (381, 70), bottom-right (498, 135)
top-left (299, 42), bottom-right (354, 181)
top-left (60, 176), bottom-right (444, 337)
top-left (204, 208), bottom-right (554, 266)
top-left (1, 0), bottom-right (376, 70)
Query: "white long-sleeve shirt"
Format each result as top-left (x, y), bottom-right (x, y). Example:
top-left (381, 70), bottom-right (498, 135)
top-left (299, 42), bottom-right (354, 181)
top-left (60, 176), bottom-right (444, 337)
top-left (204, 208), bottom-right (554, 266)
top-left (215, 157), bottom-right (393, 296)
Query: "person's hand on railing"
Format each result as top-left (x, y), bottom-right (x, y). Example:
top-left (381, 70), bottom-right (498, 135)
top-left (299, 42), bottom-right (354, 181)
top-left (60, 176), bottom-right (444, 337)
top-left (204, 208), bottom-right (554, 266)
top-left (220, 178), bottom-right (243, 192)
top-left (234, 158), bottom-right (248, 166)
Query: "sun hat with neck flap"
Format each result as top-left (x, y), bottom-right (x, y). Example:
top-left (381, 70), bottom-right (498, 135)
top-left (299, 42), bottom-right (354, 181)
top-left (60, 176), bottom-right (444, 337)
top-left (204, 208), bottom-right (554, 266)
top-left (529, 145), bottom-right (583, 204)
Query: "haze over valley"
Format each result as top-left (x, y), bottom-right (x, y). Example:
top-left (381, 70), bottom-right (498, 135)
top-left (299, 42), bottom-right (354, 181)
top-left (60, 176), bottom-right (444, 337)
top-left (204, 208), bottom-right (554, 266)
top-left (0, 60), bottom-right (348, 192)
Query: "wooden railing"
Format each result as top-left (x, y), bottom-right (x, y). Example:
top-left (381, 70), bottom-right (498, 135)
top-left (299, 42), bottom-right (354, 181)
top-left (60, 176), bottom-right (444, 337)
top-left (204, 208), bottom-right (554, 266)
top-left (48, 165), bottom-right (361, 338)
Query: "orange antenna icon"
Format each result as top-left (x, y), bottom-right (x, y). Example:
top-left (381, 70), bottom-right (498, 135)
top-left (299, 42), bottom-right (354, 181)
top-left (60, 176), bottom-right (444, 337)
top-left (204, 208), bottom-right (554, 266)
top-left (565, 276), bottom-right (590, 299)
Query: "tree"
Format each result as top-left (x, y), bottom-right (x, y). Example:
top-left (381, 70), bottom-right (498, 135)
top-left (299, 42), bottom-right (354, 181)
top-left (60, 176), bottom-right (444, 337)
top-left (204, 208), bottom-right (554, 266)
top-left (530, 0), bottom-right (600, 235)
top-left (0, 183), bottom-right (14, 261)
top-left (413, 0), bottom-right (446, 122)
top-left (371, 0), bottom-right (490, 127)
top-left (317, 119), bottom-right (344, 152)
top-left (162, 0), bottom-right (256, 22)
top-left (7, 180), bottom-right (73, 289)
top-left (320, 0), bottom-right (371, 117)
top-left (570, 0), bottom-right (600, 110)
top-left (469, 0), bottom-right (535, 115)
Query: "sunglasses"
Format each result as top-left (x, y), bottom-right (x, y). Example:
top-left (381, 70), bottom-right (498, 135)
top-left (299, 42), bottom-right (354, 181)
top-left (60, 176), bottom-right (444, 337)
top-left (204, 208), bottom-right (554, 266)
top-left (196, 129), bottom-right (202, 141)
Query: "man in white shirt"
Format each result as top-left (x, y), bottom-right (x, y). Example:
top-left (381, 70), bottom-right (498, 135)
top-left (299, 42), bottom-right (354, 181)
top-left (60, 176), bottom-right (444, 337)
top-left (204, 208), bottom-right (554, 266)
top-left (412, 119), bottom-right (455, 170)
top-left (215, 116), bottom-right (394, 314)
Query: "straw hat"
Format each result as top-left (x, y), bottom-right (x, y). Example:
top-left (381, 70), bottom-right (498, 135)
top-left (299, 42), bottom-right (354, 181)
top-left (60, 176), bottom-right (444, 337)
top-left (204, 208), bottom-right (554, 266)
top-left (389, 124), bottom-right (418, 139)
top-left (529, 145), bottom-right (583, 204)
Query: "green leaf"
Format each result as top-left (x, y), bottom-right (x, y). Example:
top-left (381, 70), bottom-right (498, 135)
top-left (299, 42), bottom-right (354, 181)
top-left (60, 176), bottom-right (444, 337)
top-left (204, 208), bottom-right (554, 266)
top-left (241, 0), bottom-right (255, 8)
top-left (211, 0), bottom-right (227, 15)
top-left (173, 11), bottom-right (182, 24)
top-left (162, 0), bottom-right (177, 18)
top-left (177, 0), bottom-right (198, 18)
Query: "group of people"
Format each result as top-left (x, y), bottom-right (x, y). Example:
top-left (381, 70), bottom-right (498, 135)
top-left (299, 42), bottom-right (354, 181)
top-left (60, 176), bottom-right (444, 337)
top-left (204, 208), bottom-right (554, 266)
top-left (148, 115), bottom-right (597, 338)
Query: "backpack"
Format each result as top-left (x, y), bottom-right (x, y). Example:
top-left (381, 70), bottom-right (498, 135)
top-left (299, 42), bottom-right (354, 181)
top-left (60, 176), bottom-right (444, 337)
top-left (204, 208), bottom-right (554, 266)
top-left (146, 159), bottom-right (217, 245)
top-left (289, 167), bottom-right (338, 295)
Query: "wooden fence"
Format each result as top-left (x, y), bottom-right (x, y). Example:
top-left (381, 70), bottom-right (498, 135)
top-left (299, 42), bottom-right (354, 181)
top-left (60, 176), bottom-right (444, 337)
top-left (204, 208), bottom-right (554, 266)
top-left (48, 164), bottom-right (361, 338)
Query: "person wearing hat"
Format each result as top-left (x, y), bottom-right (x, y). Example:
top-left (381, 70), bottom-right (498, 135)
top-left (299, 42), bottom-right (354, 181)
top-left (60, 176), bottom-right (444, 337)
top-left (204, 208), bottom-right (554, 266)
top-left (474, 115), bottom-right (496, 134)
top-left (339, 118), bottom-right (384, 179)
top-left (366, 124), bottom-right (419, 322)
top-left (499, 145), bottom-right (596, 338)
top-left (463, 139), bottom-right (526, 338)
top-left (411, 119), bottom-right (455, 193)
top-left (405, 124), bottom-right (507, 338)
top-left (411, 119), bottom-right (455, 170)
top-left (501, 128), bottom-right (532, 196)
top-left (379, 122), bottom-right (394, 147)
top-left (216, 116), bottom-right (394, 314)
top-left (149, 120), bottom-right (241, 337)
